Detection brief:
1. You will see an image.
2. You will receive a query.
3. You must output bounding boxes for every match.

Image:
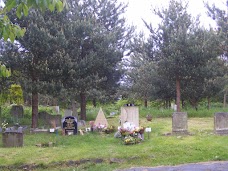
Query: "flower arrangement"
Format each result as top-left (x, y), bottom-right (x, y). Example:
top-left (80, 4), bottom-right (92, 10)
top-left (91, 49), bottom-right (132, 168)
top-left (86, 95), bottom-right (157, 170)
top-left (1, 120), bottom-right (8, 132)
top-left (103, 125), bottom-right (115, 134)
top-left (119, 126), bottom-right (145, 145)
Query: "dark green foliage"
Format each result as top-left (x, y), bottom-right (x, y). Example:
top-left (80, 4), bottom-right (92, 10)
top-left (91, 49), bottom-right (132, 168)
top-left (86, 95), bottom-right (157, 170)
top-left (124, 0), bottom-right (226, 111)
top-left (1, 0), bottom-right (133, 125)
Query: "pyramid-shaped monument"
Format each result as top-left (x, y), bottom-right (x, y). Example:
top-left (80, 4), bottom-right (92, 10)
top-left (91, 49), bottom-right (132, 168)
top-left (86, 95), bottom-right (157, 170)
top-left (94, 108), bottom-right (108, 127)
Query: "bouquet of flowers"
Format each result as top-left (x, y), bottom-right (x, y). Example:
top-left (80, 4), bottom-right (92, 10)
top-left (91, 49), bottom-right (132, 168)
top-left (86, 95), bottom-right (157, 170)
top-left (1, 120), bottom-right (8, 132)
top-left (103, 125), bottom-right (115, 134)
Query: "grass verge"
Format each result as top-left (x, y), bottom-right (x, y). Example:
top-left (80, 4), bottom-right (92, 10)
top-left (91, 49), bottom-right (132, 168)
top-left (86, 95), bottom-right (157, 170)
top-left (0, 117), bottom-right (228, 170)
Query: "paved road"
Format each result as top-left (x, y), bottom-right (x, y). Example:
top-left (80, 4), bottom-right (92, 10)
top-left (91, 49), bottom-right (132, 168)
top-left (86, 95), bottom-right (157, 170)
top-left (119, 161), bottom-right (228, 171)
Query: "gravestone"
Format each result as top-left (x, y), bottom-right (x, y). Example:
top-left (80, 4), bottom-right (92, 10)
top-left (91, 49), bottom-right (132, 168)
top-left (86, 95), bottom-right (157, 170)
top-left (94, 108), bottom-right (108, 127)
top-left (38, 111), bottom-right (61, 127)
top-left (120, 106), bottom-right (139, 127)
top-left (214, 112), bottom-right (228, 135)
top-left (64, 109), bottom-right (73, 117)
top-left (10, 105), bottom-right (24, 123)
top-left (62, 116), bottom-right (77, 135)
top-left (2, 132), bottom-right (23, 147)
top-left (52, 106), bottom-right (60, 114)
top-left (172, 112), bottom-right (188, 134)
top-left (2, 125), bottom-right (24, 147)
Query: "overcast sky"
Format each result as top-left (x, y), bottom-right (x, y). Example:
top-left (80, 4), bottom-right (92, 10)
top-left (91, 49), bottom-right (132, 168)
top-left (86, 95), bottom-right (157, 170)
top-left (118, 0), bottom-right (227, 36)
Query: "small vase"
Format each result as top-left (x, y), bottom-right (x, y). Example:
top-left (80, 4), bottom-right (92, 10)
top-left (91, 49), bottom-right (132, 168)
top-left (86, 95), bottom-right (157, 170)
top-left (146, 114), bottom-right (152, 121)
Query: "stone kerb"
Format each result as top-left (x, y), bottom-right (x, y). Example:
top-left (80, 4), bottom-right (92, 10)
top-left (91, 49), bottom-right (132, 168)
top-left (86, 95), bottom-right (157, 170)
top-left (214, 112), bottom-right (228, 135)
top-left (172, 112), bottom-right (188, 134)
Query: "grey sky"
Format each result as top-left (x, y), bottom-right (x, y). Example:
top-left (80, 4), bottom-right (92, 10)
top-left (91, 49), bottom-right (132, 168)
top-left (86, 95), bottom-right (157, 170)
top-left (119, 0), bottom-right (227, 35)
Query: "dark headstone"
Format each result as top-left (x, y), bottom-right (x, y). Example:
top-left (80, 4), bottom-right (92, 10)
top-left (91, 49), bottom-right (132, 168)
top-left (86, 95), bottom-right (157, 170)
top-left (62, 116), bottom-right (77, 135)
top-left (214, 112), bottom-right (228, 135)
top-left (10, 105), bottom-right (24, 122)
top-left (172, 112), bottom-right (188, 134)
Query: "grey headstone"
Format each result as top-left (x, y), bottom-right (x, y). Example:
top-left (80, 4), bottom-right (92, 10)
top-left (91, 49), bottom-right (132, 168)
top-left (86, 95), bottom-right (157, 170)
top-left (214, 112), bottom-right (228, 135)
top-left (10, 105), bottom-right (24, 122)
top-left (2, 132), bottom-right (23, 147)
top-left (52, 106), bottom-right (60, 114)
top-left (64, 109), bottom-right (73, 117)
top-left (172, 112), bottom-right (188, 134)
top-left (18, 127), bottom-right (23, 133)
top-left (110, 112), bottom-right (116, 116)
top-left (5, 128), bottom-right (11, 132)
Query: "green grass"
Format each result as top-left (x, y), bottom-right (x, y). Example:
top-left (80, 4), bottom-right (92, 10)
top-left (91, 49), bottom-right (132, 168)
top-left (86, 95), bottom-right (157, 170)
top-left (0, 117), bottom-right (228, 171)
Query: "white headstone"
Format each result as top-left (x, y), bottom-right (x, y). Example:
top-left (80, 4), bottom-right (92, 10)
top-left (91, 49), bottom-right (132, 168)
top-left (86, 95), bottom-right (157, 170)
top-left (53, 106), bottom-right (60, 114)
top-left (120, 106), bottom-right (139, 127)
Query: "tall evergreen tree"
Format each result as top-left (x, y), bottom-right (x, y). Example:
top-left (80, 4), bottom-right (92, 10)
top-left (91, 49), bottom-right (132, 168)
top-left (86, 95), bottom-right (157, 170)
top-left (3, 9), bottom-right (67, 128)
top-left (206, 0), bottom-right (228, 108)
top-left (61, 0), bottom-right (133, 120)
top-left (145, 0), bottom-right (221, 111)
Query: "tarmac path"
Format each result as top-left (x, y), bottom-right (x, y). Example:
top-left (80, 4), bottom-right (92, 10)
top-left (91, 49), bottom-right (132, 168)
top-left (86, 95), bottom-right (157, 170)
top-left (119, 161), bottom-right (228, 171)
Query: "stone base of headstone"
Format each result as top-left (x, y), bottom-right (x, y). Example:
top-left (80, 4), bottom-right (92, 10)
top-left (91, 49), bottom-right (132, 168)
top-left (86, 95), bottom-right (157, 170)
top-left (2, 132), bottom-right (23, 147)
top-left (172, 112), bottom-right (188, 134)
top-left (214, 112), bottom-right (228, 135)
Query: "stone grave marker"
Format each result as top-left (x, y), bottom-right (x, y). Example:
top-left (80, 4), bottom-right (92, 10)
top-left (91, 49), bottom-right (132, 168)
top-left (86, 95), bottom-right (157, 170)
top-left (38, 111), bottom-right (61, 127)
top-left (214, 112), bottom-right (228, 135)
top-left (120, 106), bottom-right (139, 128)
top-left (94, 108), bottom-right (108, 128)
top-left (10, 105), bottom-right (24, 123)
top-left (2, 125), bottom-right (24, 147)
top-left (64, 109), bottom-right (73, 117)
top-left (172, 112), bottom-right (188, 134)
top-left (62, 116), bottom-right (77, 135)
top-left (52, 106), bottom-right (60, 114)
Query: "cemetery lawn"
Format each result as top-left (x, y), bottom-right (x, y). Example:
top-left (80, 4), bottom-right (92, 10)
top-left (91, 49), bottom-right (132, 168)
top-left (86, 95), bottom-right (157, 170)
top-left (0, 117), bottom-right (228, 171)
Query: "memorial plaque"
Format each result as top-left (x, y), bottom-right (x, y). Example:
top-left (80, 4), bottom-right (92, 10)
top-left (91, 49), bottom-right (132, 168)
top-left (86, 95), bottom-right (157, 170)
top-left (62, 116), bottom-right (77, 135)
top-left (172, 112), bottom-right (188, 134)
top-left (214, 112), bottom-right (228, 135)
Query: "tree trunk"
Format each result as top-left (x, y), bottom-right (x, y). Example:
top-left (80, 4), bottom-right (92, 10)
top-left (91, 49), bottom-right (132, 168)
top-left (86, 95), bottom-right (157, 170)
top-left (224, 90), bottom-right (227, 108)
top-left (0, 106), bottom-right (1, 119)
top-left (31, 91), bottom-right (39, 128)
top-left (176, 77), bottom-right (181, 112)
top-left (80, 92), bottom-right (86, 121)
top-left (207, 96), bottom-right (211, 110)
top-left (72, 99), bottom-right (78, 120)
top-left (93, 98), bottom-right (96, 107)
top-left (144, 97), bottom-right (148, 108)
top-left (169, 100), bottom-right (171, 109)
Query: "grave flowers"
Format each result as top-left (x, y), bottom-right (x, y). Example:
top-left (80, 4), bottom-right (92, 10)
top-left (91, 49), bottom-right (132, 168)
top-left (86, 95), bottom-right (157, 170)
top-left (1, 120), bottom-right (8, 132)
top-left (103, 125), bottom-right (115, 134)
top-left (119, 126), bottom-right (145, 145)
